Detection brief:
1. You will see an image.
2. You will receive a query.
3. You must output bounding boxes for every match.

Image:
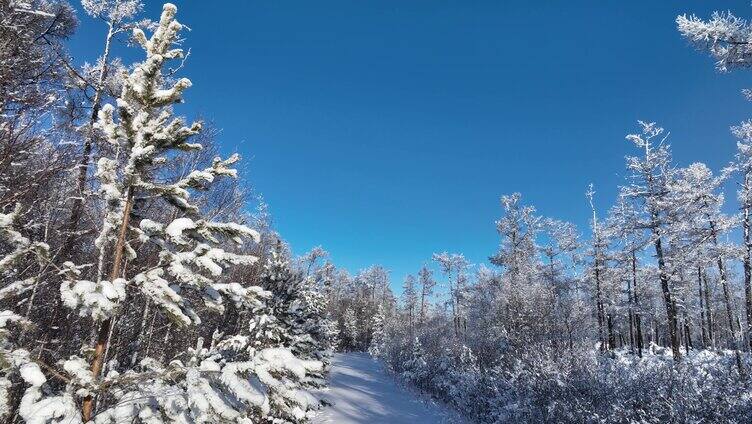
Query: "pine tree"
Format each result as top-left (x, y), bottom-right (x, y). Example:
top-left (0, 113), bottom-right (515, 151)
top-left (402, 337), bottom-right (428, 388)
top-left (369, 304), bottom-right (387, 358)
top-left (418, 265), bottom-right (436, 325)
top-left (251, 242), bottom-right (331, 388)
top-left (67, 6), bottom-right (268, 416)
top-left (402, 274), bottom-right (418, 334)
top-left (538, 217), bottom-right (580, 351)
top-left (341, 307), bottom-right (358, 351)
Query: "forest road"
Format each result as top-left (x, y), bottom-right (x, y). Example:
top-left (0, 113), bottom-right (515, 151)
top-left (312, 352), bottom-right (458, 424)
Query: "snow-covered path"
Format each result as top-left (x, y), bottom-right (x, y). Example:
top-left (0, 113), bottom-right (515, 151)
top-left (313, 353), bottom-right (455, 424)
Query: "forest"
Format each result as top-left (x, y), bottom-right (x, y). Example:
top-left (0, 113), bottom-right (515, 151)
top-left (3, 0), bottom-right (752, 423)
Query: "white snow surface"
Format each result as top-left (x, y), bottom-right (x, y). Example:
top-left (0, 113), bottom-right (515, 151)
top-left (313, 353), bottom-right (461, 424)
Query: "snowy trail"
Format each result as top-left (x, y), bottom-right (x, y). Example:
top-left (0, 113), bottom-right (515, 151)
top-left (313, 353), bottom-right (455, 424)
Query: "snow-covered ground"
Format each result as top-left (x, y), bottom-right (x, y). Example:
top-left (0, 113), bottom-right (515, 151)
top-left (313, 353), bottom-right (460, 424)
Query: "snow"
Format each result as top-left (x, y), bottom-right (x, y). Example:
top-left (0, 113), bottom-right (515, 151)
top-left (63, 356), bottom-right (95, 396)
top-left (59, 277), bottom-right (126, 321)
top-left (19, 362), bottom-right (46, 387)
top-left (0, 309), bottom-right (25, 327)
top-left (313, 353), bottom-right (460, 424)
top-left (165, 217), bottom-right (196, 244)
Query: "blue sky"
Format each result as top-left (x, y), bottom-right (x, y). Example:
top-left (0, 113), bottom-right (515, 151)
top-left (68, 0), bottom-right (752, 291)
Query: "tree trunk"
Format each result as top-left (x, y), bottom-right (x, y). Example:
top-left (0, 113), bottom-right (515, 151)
top-left (702, 271), bottom-right (715, 349)
top-left (82, 186), bottom-right (134, 421)
top-left (632, 251), bottom-right (643, 357)
top-left (408, 306), bottom-right (414, 336)
top-left (709, 219), bottom-right (745, 376)
top-left (743, 174), bottom-right (752, 351)
top-left (447, 272), bottom-right (459, 339)
top-left (627, 256), bottom-right (635, 354)
top-left (420, 284), bottom-right (427, 325)
top-left (698, 267), bottom-right (708, 349)
top-left (129, 300), bottom-right (151, 367)
top-left (594, 254), bottom-right (606, 352)
top-left (653, 236), bottom-right (681, 361)
top-left (683, 312), bottom-right (692, 352)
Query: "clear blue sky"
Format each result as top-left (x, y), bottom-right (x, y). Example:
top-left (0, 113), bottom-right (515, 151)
top-left (68, 0), bottom-right (751, 291)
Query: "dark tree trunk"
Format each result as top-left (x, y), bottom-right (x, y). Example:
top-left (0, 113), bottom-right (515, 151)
top-left (595, 254), bottom-right (606, 352)
top-left (683, 313), bottom-right (692, 352)
top-left (743, 176), bottom-right (752, 351)
top-left (702, 271), bottom-right (715, 349)
top-left (626, 253), bottom-right (635, 354)
top-left (632, 251), bottom-right (643, 357)
top-left (709, 219), bottom-right (745, 376)
top-left (82, 187), bottom-right (134, 420)
top-left (697, 267), bottom-right (708, 349)
top-left (653, 236), bottom-right (681, 361)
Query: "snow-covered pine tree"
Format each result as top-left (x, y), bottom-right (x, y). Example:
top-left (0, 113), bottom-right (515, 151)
top-left (310, 261), bottom-right (340, 355)
top-left (402, 274), bottom-right (418, 334)
top-left (63, 4), bottom-right (267, 417)
top-left (401, 337), bottom-right (428, 389)
top-left (249, 241), bottom-right (331, 392)
top-left (488, 193), bottom-right (552, 351)
top-left (249, 244), bottom-right (296, 352)
top-left (0, 5), bottom-right (326, 422)
top-left (341, 307), bottom-right (359, 351)
top-left (368, 304), bottom-right (387, 358)
top-left (490, 193), bottom-right (540, 286)
top-left (295, 247), bottom-right (336, 366)
top-left (538, 218), bottom-right (580, 352)
top-left (417, 265), bottom-right (435, 325)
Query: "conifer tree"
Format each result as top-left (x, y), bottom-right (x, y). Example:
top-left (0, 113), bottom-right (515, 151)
top-left (402, 274), bottom-right (418, 334)
top-left (341, 307), bottom-right (358, 351)
top-left (369, 304), bottom-right (387, 357)
top-left (402, 337), bottom-right (428, 388)
top-left (418, 265), bottom-right (436, 325)
top-left (252, 242), bottom-right (331, 387)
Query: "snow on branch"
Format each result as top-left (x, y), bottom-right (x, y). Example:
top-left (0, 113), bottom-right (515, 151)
top-left (678, 12), bottom-right (752, 72)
